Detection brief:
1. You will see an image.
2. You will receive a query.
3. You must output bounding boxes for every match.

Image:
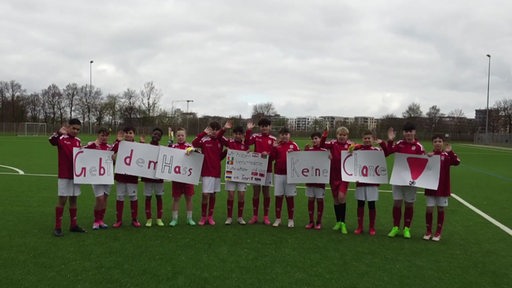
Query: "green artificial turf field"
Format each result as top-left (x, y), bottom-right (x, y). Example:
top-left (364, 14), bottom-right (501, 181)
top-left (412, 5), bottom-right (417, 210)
top-left (0, 135), bottom-right (511, 287)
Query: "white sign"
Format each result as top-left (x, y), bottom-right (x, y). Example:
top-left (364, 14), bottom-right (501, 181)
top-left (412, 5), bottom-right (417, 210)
top-left (73, 148), bottom-right (114, 184)
top-left (286, 151), bottom-right (330, 184)
top-left (114, 141), bottom-right (160, 179)
top-left (155, 146), bottom-right (204, 185)
top-left (341, 150), bottom-right (388, 184)
top-left (389, 153), bottom-right (440, 190)
top-left (225, 149), bottom-right (269, 185)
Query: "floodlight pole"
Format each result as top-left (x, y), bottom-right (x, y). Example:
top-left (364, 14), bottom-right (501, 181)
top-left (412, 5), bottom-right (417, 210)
top-left (89, 60), bottom-right (94, 134)
top-left (485, 54), bottom-right (491, 143)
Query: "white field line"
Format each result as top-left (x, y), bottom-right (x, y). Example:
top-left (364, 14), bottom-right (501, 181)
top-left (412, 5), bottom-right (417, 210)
top-left (1, 166), bottom-right (511, 236)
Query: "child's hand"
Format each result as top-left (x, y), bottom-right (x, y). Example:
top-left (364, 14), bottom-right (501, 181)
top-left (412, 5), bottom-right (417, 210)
top-left (322, 128), bottom-right (329, 138)
top-left (304, 144), bottom-right (311, 150)
top-left (427, 152), bottom-right (434, 157)
top-left (116, 131), bottom-right (124, 141)
top-left (224, 120), bottom-right (233, 130)
top-left (185, 147), bottom-right (195, 156)
top-left (59, 126), bottom-right (68, 135)
top-left (445, 143), bottom-right (452, 152)
top-left (387, 127), bottom-right (396, 141)
top-left (247, 120), bottom-right (255, 130)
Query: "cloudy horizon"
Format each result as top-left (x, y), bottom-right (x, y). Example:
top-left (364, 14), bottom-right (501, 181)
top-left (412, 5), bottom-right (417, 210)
top-left (2, 0), bottom-right (511, 119)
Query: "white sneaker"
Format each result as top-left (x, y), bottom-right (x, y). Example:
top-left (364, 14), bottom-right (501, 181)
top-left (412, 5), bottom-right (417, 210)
top-left (423, 233), bottom-right (432, 241)
top-left (288, 219), bottom-right (295, 228)
top-left (237, 217), bottom-right (246, 225)
top-left (272, 218), bottom-right (281, 227)
top-left (432, 233), bottom-right (441, 242)
top-left (224, 217), bottom-right (232, 225)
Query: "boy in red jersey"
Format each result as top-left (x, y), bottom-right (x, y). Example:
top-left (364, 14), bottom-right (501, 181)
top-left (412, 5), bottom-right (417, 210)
top-left (386, 122), bottom-right (425, 239)
top-left (169, 128), bottom-right (197, 226)
top-left (111, 126), bottom-right (141, 228)
top-left (304, 132), bottom-right (327, 230)
top-left (49, 118), bottom-right (86, 237)
top-left (84, 127), bottom-right (112, 230)
top-left (271, 127), bottom-right (300, 228)
top-left (192, 121), bottom-right (229, 225)
top-left (142, 128), bottom-right (165, 228)
top-left (221, 125), bottom-right (250, 225)
top-left (352, 130), bottom-right (388, 236)
top-left (423, 134), bottom-right (460, 241)
top-left (245, 118), bottom-right (276, 225)
top-left (320, 126), bottom-right (353, 234)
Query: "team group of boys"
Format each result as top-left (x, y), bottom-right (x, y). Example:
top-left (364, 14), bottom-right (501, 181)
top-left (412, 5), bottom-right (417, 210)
top-left (50, 117), bottom-right (460, 242)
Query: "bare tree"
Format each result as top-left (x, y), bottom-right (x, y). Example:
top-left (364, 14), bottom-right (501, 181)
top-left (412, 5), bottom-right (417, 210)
top-left (77, 84), bottom-right (102, 128)
top-left (24, 92), bottom-right (42, 122)
top-left (63, 83), bottom-right (79, 119)
top-left (448, 109), bottom-right (465, 118)
top-left (495, 98), bottom-right (512, 133)
top-left (426, 105), bottom-right (444, 132)
top-left (103, 94), bottom-right (121, 127)
top-left (41, 84), bottom-right (62, 125)
top-left (252, 102), bottom-right (278, 119)
top-left (120, 88), bottom-right (139, 124)
top-left (140, 81), bottom-right (161, 119)
top-left (402, 102), bottom-right (423, 118)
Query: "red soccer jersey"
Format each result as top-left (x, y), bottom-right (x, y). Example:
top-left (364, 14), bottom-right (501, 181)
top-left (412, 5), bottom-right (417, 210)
top-left (387, 139), bottom-right (425, 155)
top-left (141, 141), bottom-right (164, 183)
top-left (245, 130), bottom-right (277, 172)
top-left (49, 132), bottom-right (81, 179)
top-left (192, 130), bottom-right (225, 178)
top-left (221, 137), bottom-right (250, 152)
top-left (425, 150), bottom-right (460, 197)
top-left (320, 136), bottom-right (352, 182)
top-left (271, 140), bottom-right (300, 175)
top-left (305, 144), bottom-right (327, 189)
top-left (169, 141), bottom-right (193, 150)
top-left (111, 140), bottom-right (139, 184)
top-left (84, 141), bottom-right (110, 151)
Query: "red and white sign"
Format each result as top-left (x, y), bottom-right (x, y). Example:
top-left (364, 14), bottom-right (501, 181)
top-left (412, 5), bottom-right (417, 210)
top-left (155, 146), bottom-right (204, 185)
top-left (341, 150), bottom-right (388, 184)
top-left (286, 151), bottom-right (330, 184)
top-left (225, 149), bottom-right (269, 185)
top-left (114, 141), bottom-right (160, 179)
top-left (73, 148), bottom-right (114, 184)
top-left (389, 153), bottom-right (440, 190)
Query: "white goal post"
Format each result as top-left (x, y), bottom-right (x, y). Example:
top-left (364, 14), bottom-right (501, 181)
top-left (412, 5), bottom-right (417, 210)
top-left (18, 122), bottom-right (47, 136)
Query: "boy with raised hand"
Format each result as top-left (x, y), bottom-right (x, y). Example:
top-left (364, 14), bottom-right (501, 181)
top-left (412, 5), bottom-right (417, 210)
top-left (142, 128), bottom-right (165, 227)
top-left (271, 127), bottom-right (300, 228)
top-left (320, 126), bottom-right (353, 234)
top-left (49, 118), bottom-right (86, 237)
top-left (84, 127), bottom-right (112, 230)
top-left (386, 122), bottom-right (425, 239)
top-left (192, 120), bottom-right (229, 225)
top-left (304, 132), bottom-right (328, 230)
top-left (169, 128), bottom-right (196, 226)
top-left (111, 126), bottom-right (142, 228)
top-left (221, 125), bottom-right (250, 225)
top-left (245, 118), bottom-right (277, 225)
top-left (423, 134), bottom-right (460, 242)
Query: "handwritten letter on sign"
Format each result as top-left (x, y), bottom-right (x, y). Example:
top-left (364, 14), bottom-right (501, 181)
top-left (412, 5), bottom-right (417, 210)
top-left (155, 146), bottom-right (204, 185)
top-left (286, 151), bottom-right (330, 184)
top-left (341, 150), bottom-right (388, 184)
top-left (73, 148), bottom-right (114, 184)
top-left (114, 141), bottom-right (160, 179)
top-left (224, 149), bottom-right (269, 185)
top-left (389, 153), bottom-right (440, 190)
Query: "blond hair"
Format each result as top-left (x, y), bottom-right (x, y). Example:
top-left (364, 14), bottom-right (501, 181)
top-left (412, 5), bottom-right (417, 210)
top-left (336, 126), bottom-right (349, 134)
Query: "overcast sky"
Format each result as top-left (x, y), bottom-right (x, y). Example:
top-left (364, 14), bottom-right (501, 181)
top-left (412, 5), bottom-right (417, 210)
top-left (2, 0), bottom-right (511, 119)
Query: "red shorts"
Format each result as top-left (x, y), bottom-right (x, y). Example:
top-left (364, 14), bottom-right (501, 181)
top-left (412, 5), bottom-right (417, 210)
top-left (330, 180), bottom-right (349, 198)
top-left (172, 182), bottom-right (195, 198)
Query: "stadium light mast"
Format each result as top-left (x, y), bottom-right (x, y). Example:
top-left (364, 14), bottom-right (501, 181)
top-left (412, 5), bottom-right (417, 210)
top-left (89, 60), bottom-right (94, 134)
top-left (485, 54), bottom-right (491, 141)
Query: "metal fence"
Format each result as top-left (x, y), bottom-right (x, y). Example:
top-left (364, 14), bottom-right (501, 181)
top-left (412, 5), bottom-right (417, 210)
top-left (474, 133), bottom-right (512, 147)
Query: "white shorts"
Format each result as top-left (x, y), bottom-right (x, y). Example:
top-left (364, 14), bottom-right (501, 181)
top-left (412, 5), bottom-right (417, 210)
top-left (426, 196), bottom-right (449, 207)
top-left (355, 186), bottom-right (379, 202)
top-left (58, 179), bottom-right (81, 196)
top-left (392, 185), bottom-right (417, 203)
top-left (92, 184), bottom-right (111, 197)
top-left (263, 172), bottom-right (273, 186)
top-left (305, 187), bottom-right (325, 198)
top-left (274, 174), bottom-right (296, 197)
top-left (225, 180), bottom-right (247, 192)
top-left (144, 182), bottom-right (165, 196)
top-left (116, 182), bottom-right (138, 200)
top-left (202, 177), bottom-right (221, 193)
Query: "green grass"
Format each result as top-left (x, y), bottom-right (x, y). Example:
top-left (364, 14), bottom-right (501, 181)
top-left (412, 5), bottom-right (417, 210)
top-left (0, 136), bottom-right (511, 287)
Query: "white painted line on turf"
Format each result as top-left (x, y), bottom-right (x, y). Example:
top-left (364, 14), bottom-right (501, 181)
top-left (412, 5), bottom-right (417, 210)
top-left (452, 193), bottom-right (512, 237)
top-left (0, 165), bottom-right (25, 175)
top-left (0, 172), bottom-right (56, 177)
